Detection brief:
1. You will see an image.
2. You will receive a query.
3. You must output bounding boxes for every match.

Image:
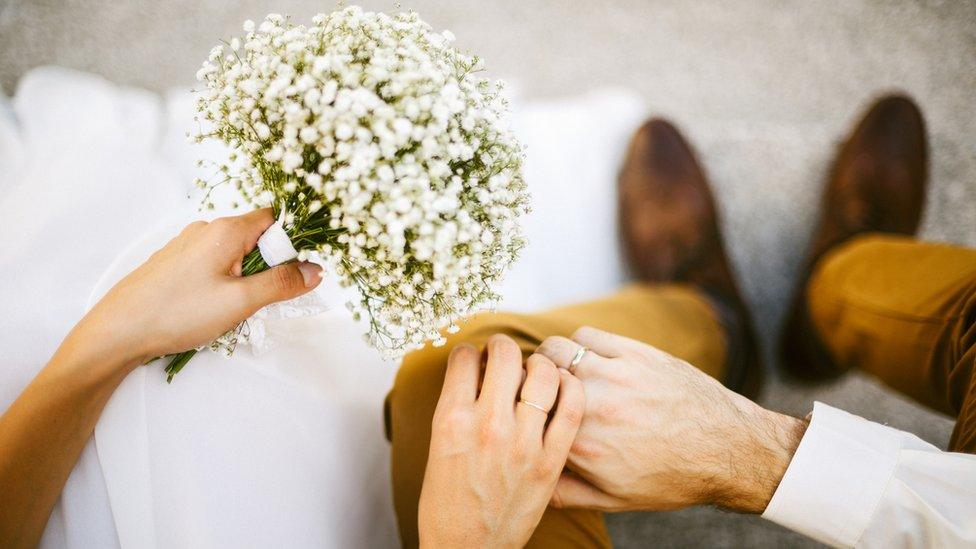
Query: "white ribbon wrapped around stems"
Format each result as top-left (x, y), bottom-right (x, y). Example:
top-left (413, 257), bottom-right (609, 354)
top-left (256, 210), bottom-right (300, 267)
top-left (220, 209), bottom-right (330, 355)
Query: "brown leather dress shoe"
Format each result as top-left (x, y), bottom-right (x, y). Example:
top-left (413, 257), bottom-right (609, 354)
top-left (779, 94), bottom-right (928, 381)
top-left (620, 118), bottom-right (762, 398)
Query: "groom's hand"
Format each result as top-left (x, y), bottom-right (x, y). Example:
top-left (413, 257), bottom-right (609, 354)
top-left (418, 335), bottom-right (584, 548)
top-left (537, 327), bottom-right (808, 514)
top-left (75, 209), bottom-right (323, 367)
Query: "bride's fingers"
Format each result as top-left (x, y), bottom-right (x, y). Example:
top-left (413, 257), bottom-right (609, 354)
top-left (515, 354), bottom-right (560, 441)
top-left (543, 370), bottom-right (584, 462)
top-left (478, 334), bottom-right (524, 412)
top-left (200, 208), bottom-right (275, 261)
top-left (437, 344), bottom-right (480, 407)
top-left (236, 208), bottom-right (276, 249)
top-left (536, 335), bottom-right (606, 378)
top-left (240, 261), bottom-right (323, 307)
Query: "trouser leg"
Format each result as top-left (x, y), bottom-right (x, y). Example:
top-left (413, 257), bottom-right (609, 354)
top-left (806, 234), bottom-right (976, 451)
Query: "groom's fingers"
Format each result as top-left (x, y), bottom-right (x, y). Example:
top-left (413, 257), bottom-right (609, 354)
top-left (240, 261), bottom-right (323, 307)
top-left (570, 326), bottom-right (633, 357)
top-left (536, 335), bottom-right (606, 377)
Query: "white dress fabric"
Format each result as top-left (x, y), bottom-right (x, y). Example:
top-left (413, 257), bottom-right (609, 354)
top-left (0, 67), bottom-right (647, 548)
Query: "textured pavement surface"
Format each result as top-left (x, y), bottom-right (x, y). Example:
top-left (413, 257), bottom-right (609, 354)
top-left (2, 1), bottom-right (974, 546)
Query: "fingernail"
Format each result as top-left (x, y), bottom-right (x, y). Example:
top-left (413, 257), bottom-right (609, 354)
top-left (298, 262), bottom-right (323, 287)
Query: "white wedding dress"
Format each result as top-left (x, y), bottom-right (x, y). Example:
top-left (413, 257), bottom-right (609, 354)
top-left (0, 67), bottom-right (644, 548)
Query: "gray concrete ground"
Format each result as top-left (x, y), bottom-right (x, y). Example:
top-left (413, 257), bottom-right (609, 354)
top-left (2, 1), bottom-right (974, 546)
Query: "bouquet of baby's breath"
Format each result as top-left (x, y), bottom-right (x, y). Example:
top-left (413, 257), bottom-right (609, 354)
top-left (162, 7), bottom-right (528, 380)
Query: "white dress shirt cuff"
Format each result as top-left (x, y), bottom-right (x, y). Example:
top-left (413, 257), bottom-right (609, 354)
top-left (761, 401), bottom-right (913, 548)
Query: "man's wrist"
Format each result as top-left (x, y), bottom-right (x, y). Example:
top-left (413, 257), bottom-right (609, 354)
top-left (713, 407), bottom-right (808, 514)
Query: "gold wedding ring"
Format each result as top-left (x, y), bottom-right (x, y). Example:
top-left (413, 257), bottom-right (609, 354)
top-left (568, 345), bottom-right (589, 374)
top-left (519, 398), bottom-right (550, 414)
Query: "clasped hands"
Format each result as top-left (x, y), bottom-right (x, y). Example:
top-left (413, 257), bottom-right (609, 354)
top-left (419, 329), bottom-right (809, 548)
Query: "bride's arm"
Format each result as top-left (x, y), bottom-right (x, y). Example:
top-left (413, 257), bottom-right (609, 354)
top-left (0, 209), bottom-right (323, 548)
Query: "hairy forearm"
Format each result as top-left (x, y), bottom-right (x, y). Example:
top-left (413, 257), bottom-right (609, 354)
top-left (714, 407), bottom-right (809, 514)
top-left (0, 323), bottom-right (138, 548)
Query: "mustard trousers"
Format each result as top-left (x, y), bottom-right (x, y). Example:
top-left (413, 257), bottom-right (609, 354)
top-left (385, 234), bottom-right (976, 548)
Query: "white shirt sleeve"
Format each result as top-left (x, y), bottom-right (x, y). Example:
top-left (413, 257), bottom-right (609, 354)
top-left (762, 401), bottom-right (976, 548)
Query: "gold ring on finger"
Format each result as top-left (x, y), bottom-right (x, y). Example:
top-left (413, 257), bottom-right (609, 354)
top-left (519, 398), bottom-right (551, 414)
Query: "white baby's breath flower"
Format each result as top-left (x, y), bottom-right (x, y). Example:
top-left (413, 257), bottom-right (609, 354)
top-left (194, 6), bottom-right (528, 358)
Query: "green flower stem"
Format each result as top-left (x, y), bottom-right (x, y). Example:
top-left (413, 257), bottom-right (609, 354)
top-left (164, 349), bottom-right (198, 383)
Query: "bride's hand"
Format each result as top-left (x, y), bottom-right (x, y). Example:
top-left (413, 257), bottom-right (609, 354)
top-left (0, 208), bottom-right (324, 548)
top-left (418, 335), bottom-right (585, 548)
top-left (74, 208), bottom-right (323, 367)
